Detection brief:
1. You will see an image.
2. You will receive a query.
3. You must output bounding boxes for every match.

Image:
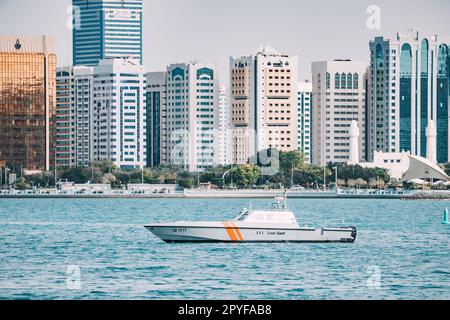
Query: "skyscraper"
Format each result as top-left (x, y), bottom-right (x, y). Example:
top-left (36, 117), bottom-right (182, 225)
top-left (93, 59), bottom-right (146, 169)
top-left (56, 65), bottom-right (94, 168)
top-left (146, 71), bottom-right (167, 167)
top-left (72, 0), bottom-right (143, 66)
top-left (0, 35), bottom-right (56, 172)
top-left (73, 66), bottom-right (95, 167)
top-left (230, 45), bottom-right (298, 164)
top-left (56, 66), bottom-right (77, 168)
top-left (297, 82), bottom-right (312, 164)
top-left (56, 58), bottom-right (147, 169)
top-left (165, 63), bottom-right (219, 172)
top-left (368, 31), bottom-right (450, 163)
top-left (311, 60), bottom-right (367, 165)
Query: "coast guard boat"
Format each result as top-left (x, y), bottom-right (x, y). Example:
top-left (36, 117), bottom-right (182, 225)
top-left (145, 196), bottom-right (357, 243)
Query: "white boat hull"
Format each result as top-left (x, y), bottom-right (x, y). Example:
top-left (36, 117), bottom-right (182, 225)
top-left (145, 223), bottom-right (357, 243)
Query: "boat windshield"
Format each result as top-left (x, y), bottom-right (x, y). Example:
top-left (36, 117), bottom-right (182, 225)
top-left (238, 213), bottom-right (249, 221)
top-left (233, 208), bottom-right (249, 221)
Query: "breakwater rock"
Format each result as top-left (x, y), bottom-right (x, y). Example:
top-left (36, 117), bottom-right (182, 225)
top-left (403, 191), bottom-right (450, 200)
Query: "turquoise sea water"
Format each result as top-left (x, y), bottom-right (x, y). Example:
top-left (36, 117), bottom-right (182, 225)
top-left (0, 198), bottom-right (449, 300)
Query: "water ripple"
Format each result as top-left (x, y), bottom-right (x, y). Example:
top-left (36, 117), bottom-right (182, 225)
top-left (1, 198), bottom-right (450, 299)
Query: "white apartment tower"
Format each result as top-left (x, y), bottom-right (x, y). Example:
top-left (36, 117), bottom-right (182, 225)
top-left (297, 82), bottom-right (312, 163)
top-left (368, 31), bottom-right (450, 163)
top-left (311, 60), bottom-right (367, 165)
top-left (165, 63), bottom-right (219, 172)
top-left (56, 58), bottom-right (147, 169)
top-left (230, 45), bottom-right (298, 164)
top-left (93, 59), bottom-right (146, 169)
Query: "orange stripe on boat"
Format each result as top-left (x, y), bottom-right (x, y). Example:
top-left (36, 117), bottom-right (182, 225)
top-left (223, 222), bottom-right (238, 241)
top-left (230, 222), bottom-right (244, 241)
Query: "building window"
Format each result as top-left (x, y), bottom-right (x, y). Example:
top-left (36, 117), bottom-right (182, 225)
top-left (353, 73), bottom-right (359, 89)
top-left (341, 73), bottom-right (346, 89)
top-left (347, 73), bottom-right (353, 89)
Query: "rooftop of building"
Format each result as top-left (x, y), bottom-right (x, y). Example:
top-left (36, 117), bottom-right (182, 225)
top-left (370, 30), bottom-right (449, 44)
top-left (0, 34), bottom-right (54, 54)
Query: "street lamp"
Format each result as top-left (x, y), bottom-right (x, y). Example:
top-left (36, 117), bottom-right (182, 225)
top-left (222, 171), bottom-right (230, 189)
top-left (4, 167), bottom-right (10, 189)
top-left (90, 162), bottom-right (94, 183)
top-left (291, 163), bottom-right (295, 188)
top-left (54, 149), bottom-right (58, 188)
top-left (333, 166), bottom-right (338, 191)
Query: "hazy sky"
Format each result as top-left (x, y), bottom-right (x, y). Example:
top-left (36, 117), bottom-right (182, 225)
top-left (1, 0), bottom-right (449, 83)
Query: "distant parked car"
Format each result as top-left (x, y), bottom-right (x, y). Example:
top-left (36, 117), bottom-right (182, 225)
top-left (291, 185), bottom-right (305, 191)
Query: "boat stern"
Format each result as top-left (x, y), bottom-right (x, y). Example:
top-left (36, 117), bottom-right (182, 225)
top-left (342, 226), bottom-right (357, 243)
top-left (351, 226), bottom-right (357, 242)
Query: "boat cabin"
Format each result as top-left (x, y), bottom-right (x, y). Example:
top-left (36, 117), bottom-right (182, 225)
top-left (232, 197), bottom-right (299, 226)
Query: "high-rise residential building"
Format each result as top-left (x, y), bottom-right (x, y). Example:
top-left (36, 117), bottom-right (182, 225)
top-left (229, 55), bottom-right (256, 165)
top-left (73, 66), bottom-right (95, 167)
top-left (56, 58), bottom-right (146, 169)
top-left (56, 65), bottom-right (95, 168)
top-left (311, 60), bottom-right (367, 165)
top-left (56, 67), bottom-right (76, 168)
top-left (92, 59), bottom-right (146, 169)
top-left (72, 0), bottom-right (143, 66)
top-left (165, 63), bottom-right (219, 172)
top-left (146, 71), bottom-right (167, 167)
top-left (368, 31), bottom-right (450, 163)
top-left (297, 82), bottom-right (312, 163)
top-left (218, 86), bottom-right (232, 165)
top-left (230, 45), bottom-right (298, 164)
top-left (0, 35), bottom-right (56, 172)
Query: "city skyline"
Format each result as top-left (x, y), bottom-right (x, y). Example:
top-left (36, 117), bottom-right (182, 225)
top-left (1, 0), bottom-right (449, 172)
top-left (1, 0), bottom-right (450, 83)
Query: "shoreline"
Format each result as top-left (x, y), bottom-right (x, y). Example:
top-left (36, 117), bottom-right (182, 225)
top-left (1, 189), bottom-right (443, 200)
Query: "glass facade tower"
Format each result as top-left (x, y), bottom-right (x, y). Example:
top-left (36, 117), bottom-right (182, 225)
top-left (0, 35), bottom-right (56, 171)
top-left (400, 43), bottom-right (412, 154)
top-left (437, 44), bottom-right (449, 163)
top-left (369, 31), bottom-right (450, 163)
top-left (72, 0), bottom-right (143, 66)
top-left (146, 72), bottom-right (167, 167)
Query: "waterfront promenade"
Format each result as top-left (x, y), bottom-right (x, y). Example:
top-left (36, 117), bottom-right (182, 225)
top-left (0, 188), bottom-right (429, 200)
